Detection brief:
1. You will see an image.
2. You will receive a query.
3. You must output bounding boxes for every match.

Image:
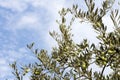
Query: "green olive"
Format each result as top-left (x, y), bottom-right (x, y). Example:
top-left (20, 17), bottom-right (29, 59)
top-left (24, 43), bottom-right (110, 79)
top-left (103, 61), bottom-right (107, 65)
top-left (108, 50), bottom-right (115, 54)
top-left (82, 62), bottom-right (86, 68)
top-left (101, 56), bottom-right (107, 61)
top-left (34, 71), bottom-right (40, 75)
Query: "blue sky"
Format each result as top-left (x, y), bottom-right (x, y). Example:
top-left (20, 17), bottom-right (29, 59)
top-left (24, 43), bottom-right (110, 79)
top-left (0, 0), bottom-right (119, 80)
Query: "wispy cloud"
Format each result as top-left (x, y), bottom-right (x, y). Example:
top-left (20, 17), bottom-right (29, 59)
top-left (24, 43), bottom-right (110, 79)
top-left (0, 0), bottom-right (70, 79)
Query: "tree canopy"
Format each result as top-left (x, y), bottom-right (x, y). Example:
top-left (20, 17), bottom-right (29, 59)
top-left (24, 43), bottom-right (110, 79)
top-left (10, 0), bottom-right (120, 80)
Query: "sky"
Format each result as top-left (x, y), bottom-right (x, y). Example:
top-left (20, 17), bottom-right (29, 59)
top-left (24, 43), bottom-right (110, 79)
top-left (0, 0), bottom-right (119, 80)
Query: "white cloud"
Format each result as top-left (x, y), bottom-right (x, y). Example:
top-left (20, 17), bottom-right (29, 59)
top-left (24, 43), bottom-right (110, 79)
top-left (19, 15), bottom-right (37, 25)
top-left (102, 15), bottom-right (114, 32)
top-left (0, 0), bottom-right (28, 12)
top-left (0, 58), bottom-right (11, 78)
top-left (0, 47), bottom-right (36, 79)
top-left (0, 58), bottom-right (7, 64)
top-left (71, 20), bottom-right (99, 44)
top-left (0, 0), bottom-right (67, 32)
top-left (15, 14), bottom-right (41, 30)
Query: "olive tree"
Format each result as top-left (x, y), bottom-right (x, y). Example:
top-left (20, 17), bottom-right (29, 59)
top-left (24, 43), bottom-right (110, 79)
top-left (10, 0), bottom-right (120, 80)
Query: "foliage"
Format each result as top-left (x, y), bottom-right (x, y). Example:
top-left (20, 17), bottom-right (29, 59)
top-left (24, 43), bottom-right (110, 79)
top-left (10, 0), bottom-right (120, 80)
